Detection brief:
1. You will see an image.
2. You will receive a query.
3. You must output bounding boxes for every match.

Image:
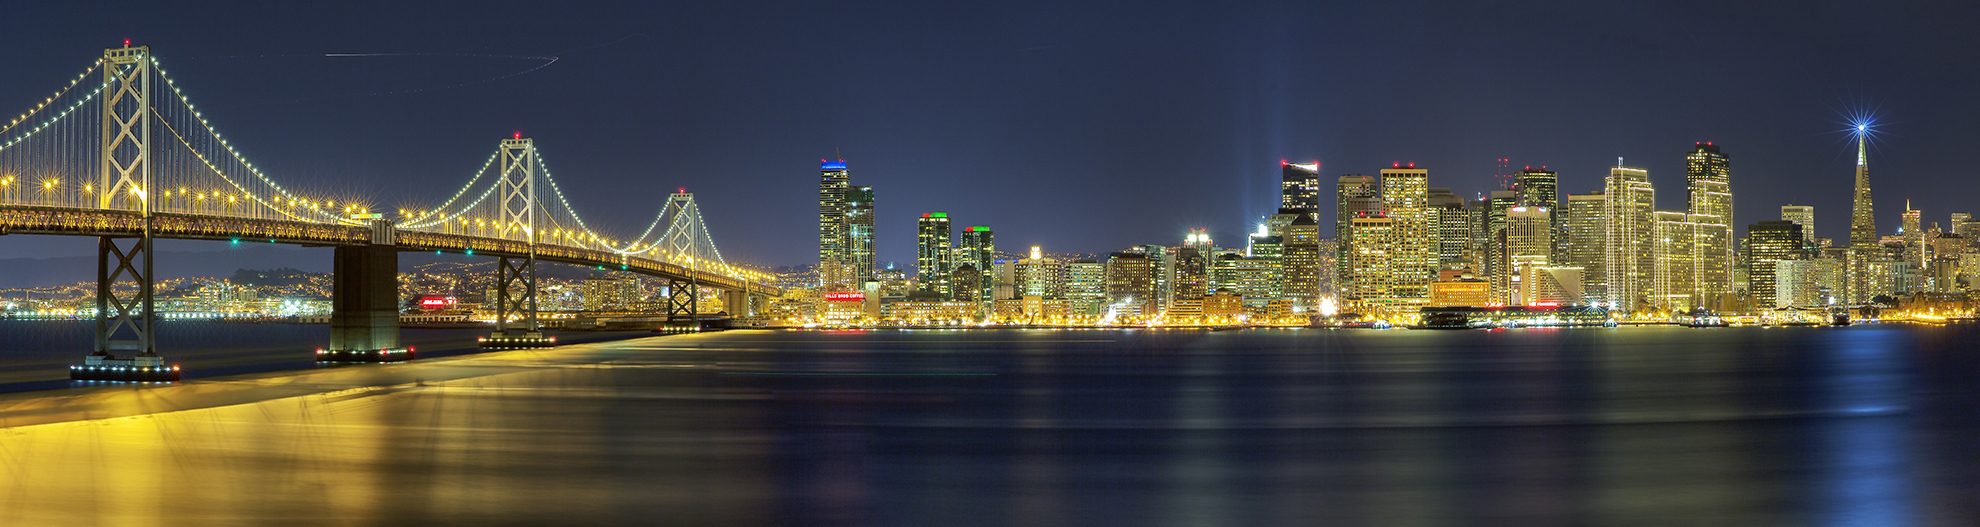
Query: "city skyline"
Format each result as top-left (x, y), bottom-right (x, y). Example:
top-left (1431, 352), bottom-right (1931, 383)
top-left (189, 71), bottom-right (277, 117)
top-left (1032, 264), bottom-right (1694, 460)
top-left (1, 2), bottom-right (1975, 269)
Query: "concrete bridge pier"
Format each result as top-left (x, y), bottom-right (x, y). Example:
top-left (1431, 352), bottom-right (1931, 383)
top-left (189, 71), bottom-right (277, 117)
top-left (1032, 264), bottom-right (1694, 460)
top-left (321, 221), bottom-right (410, 362)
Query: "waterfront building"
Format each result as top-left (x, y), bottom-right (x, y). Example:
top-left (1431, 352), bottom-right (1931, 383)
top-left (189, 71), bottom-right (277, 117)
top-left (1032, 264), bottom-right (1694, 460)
top-left (957, 226), bottom-right (995, 309)
top-left (1346, 215), bottom-right (1402, 316)
top-left (1482, 189), bottom-right (1518, 302)
top-left (1429, 269), bottom-right (1492, 308)
top-left (1521, 266), bottom-right (1585, 307)
top-left (1775, 258), bottom-right (1841, 308)
top-left (1210, 251), bottom-right (1283, 309)
top-left (1015, 246), bottom-right (1065, 300)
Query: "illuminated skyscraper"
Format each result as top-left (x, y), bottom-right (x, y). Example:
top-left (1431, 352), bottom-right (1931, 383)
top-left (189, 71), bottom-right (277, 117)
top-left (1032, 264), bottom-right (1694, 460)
top-left (1745, 220), bottom-right (1805, 309)
top-left (818, 159), bottom-right (851, 288)
top-left (1651, 211), bottom-right (1699, 311)
top-left (1281, 161), bottom-right (1321, 214)
top-left (1483, 190), bottom-right (1517, 303)
top-left (957, 226), bottom-right (995, 309)
top-left (1171, 230), bottom-right (1212, 305)
top-left (1346, 215), bottom-right (1399, 315)
top-left (1846, 127), bottom-right (1882, 303)
top-left (1282, 214), bottom-right (1322, 311)
top-left (1105, 251), bottom-right (1157, 317)
top-left (1067, 260), bottom-right (1108, 316)
top-left (1505, 206), bottom-right (1553, 306)
top-left (1604, 165), bottom-right (1655, 311)
top-left (1562, 192), bottom-right (1607, 303)
top-left (1513, 167), bottom-right (1559, 210)
top-left (916, 212), bottom-right (953, 298)
top-left (1780, 205), bottom-right (1815, 245)
top-left (1902, 200), bottom-right (1924, 269)
top-left (844, 185), bottom-right (876, 286)
top-left (1379, 164), bottom-right (1433, 306)
top-left (1686, 143), bottom-right (1734, 308)
top-left (1334, 174), bottom-right (1380, 290)
top-left (1429, 187), bottom-right (1469, 269)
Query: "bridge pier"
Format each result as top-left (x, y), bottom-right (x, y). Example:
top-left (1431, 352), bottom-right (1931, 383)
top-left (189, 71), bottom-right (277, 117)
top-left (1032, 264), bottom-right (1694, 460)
top-left (663, 277), bottom-right (702, 332)
top-left (320, 221), bottom-right (409, 362)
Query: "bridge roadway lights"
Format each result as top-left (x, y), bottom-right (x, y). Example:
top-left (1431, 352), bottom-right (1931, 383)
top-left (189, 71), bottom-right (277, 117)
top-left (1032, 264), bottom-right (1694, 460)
top-left (69, 354), bottom-right (181, 383)
top-left (316, 346), bottom-right (415, 363)
top-left (479, 331), bottom-right (557, 350)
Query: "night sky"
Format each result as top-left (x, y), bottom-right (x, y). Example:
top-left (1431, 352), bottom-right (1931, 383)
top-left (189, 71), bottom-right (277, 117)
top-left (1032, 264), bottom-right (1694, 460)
top-left (3, 1), bottom-right (1978, 273)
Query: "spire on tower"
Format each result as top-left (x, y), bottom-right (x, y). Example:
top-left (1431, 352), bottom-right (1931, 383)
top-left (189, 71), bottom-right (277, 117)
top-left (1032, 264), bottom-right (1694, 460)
top-left (1855, 124), bottom-right (1868, 168)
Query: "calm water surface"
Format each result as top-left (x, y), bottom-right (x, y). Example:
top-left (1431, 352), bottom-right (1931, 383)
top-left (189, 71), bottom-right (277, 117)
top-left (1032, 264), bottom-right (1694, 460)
top-left (1, 325), bottom-right (1977, 525)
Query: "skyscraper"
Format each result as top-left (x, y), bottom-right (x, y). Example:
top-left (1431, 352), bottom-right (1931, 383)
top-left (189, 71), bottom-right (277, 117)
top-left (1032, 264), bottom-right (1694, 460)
top-left (1429, 187), bottom-right (1469, 269)
top-left (1334, 174), bottom-right (1380, 290)
top-left (1780, 205), bottom-right (1815, 245)
top-left (1745, 220), bottom-right (1805, 309)
top-left (1346, 215), bottom-right (1399, 315)
top-left (1067, 260), bottom-right (1108, 316)
top-left (844, 185), bottom-right (876, 286)
top-left (818, 159), bottom-right (851, 288)
top-left (1379, 164), bottom-right (1433, 306)
top-left (1281, 161), bottom-right (1321, 214)
top-left (1562, 192), bottom-right (1607, 303)
top-left (1902, 200), bottom-right (1925, 269)
top-left (1505, 206), bottom-right (1553, 306)
top-left (1685, 143), bottom-right (1734, 309)
top-left (1604, 165), bottom-right (1655, 311)
top-left (1105, 251), bottom-right (1157, 318)
top-left (957, 226), bottom-right (995, 309)
top-left (1483, 190), bottom-right (1517, 303)
top-left (1651, 211), bottom-right (1699, 311)
top-left (1846, 127), bottom-right (1881, 303)
top-left (1282, 214), bottom-right (1322, 311)
top-left (1513, 167), bottom-right (1559, 210)
top-left (916, 212), bottom-right (953, 298)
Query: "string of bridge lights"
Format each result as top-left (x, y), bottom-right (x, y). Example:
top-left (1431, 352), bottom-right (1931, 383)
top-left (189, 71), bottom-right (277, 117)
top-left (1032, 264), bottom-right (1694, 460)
top-left (0, 49), bottom-right (768, 284)
top-left (152, 56), bottom-right (363, 225)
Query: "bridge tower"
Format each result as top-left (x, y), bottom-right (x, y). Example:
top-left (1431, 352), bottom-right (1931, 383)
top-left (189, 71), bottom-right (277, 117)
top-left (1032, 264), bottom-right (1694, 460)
top-left (482, 135), bottom-right (554, 349)
top-left (72, 43), bottom-right (179, 382)
top-left (320, 219), bottom-right (409, 362)
top-left (661, 191), bottom-right (704, 331)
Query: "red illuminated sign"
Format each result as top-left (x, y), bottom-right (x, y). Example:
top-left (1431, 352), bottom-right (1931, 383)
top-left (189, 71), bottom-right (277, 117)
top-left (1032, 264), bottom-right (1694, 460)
top-left (823, 292), bottom-right (865, 302)
top-left (418, 295), bottom-right (458, 308)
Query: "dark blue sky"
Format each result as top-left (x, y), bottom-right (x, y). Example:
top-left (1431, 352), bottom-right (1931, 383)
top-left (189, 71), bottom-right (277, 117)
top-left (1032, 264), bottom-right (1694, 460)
top-left (2, 0), bottom-right (1977, 271)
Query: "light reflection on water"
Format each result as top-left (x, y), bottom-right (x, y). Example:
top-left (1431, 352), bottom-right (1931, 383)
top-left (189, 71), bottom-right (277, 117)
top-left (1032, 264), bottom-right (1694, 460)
top-left (0, 325), bottom-right (1975, 525)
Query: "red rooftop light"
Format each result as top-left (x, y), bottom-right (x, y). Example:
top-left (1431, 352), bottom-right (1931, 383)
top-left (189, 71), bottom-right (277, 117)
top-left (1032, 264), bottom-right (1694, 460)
top-left (123, 38), bottom-right (131, 47)
top-left (513, 131), bottom-right (522, 140)
top-left (677, 187), bottom-right (686, 194)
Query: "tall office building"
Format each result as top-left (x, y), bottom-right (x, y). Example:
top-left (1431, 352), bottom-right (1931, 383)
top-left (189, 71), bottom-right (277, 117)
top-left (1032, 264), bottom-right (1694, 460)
top-left (1505, 206), bottom-right (1554, 306)
top-left (1562, 192), bottom-right (1607, 303)
top-left (1483, 190), bottom-right (1518, 303)
top-left (1015, 246), bottom-right (1066, 299)
top-left (1282, 214), bottom-right (1322, 311)
top-left (1067, 260), bottom-right (1108, 316)
top-left (1901, 201), bottom-right (1925, 269)
top-left (916, 212), bottom-right (953, 298)
top-left (818, 159), bottom-right (852, 288)
top-left (1379, 165), bottom-right (1433, 305)
top-left (1846, 129), bottom-right (1881, 303)
top-left (1745, 220), bottom-right (1805, 309)
top-left (1781, 205), bottom-right (1815, 245)
top-left (1951, 212), bottom-right (1974, 237)
top-left (1686, 143), bottom-right (1734, 308)
top-left (1171, 231), bottom-right (1211, 305)
top-left (1346, 215), bottom-right (1399, 315)
top-left (1334, 174), bottom-right (1380, 290)
top-left (1604, 165), bottom-right (1655, 311)
top-left (844, 185), bottom-right (876, 286)
top-left (1104, 251), bottom-right (1157, 317)
top-left (1513, 167), bottom-right (1559, 210)
top-left (1429, 187), bottom-right (1469, 269)
top-left (1281, 161), bottom-right (1321, 214)
top-left (1651, 211), bottom-right (1699, 311)
top-left (957, 226), bottom-right (995, 309)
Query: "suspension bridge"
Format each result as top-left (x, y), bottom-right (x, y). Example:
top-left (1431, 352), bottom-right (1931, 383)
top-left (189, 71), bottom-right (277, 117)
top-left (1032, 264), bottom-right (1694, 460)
top-left (0, 43), bottom-right (781, 382)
